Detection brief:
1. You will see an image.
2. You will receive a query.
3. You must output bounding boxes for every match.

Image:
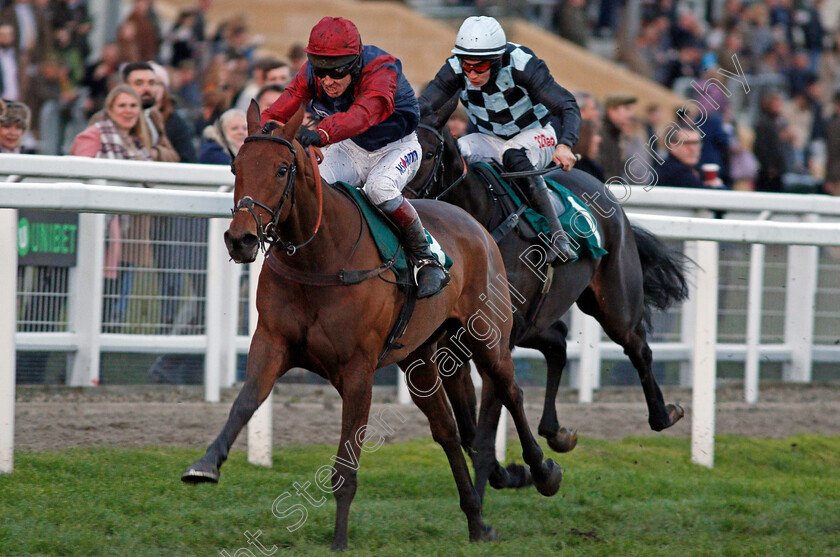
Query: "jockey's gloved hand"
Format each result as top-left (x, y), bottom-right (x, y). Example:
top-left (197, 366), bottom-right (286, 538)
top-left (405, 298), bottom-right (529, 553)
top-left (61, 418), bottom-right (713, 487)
top-left (297, 127), bottom-right (322, 148)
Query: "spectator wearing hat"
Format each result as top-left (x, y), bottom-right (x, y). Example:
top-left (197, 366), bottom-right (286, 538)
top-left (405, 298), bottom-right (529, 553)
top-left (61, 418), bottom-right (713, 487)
top-left (0, 100), bottom-right (34, 153)
top-left (599, 92), bottom-right (636, 182)
top-left (149, 61), bottom-right (196, 163)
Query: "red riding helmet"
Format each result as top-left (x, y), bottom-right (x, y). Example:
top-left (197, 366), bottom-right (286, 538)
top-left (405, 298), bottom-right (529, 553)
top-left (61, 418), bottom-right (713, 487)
top-left (304, 17), bottom-right (362, 69)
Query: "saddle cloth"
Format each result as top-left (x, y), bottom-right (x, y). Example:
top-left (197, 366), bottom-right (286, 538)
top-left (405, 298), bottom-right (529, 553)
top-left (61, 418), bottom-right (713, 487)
top-left (471, 162), bottom-right (608, 261)
top-left (334, 182), bottom-right (453, 290)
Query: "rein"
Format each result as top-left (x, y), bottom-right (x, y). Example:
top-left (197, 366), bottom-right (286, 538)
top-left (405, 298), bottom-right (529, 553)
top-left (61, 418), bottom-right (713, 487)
top-left (232, 128), bottom-right (399, 287)
top-left (498, 154), bottom-right (581, 179)
top-left (407, 124), bottom-right (467, 200)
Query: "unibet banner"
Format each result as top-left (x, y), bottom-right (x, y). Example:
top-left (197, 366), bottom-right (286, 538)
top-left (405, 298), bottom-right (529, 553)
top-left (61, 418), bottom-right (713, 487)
top-left (17, 210), bottom-right (79, 266)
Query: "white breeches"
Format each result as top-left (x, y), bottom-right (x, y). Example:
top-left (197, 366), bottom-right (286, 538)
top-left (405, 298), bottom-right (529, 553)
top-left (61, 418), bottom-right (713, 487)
top-left (318, 132), bottom-right (422, 206)
top-left (457, 125), bottom-right (558, 170)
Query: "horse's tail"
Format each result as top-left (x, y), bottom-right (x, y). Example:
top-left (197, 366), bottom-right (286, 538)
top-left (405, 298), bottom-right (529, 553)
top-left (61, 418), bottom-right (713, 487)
top-left (631, 225), bottom-right (691, 328)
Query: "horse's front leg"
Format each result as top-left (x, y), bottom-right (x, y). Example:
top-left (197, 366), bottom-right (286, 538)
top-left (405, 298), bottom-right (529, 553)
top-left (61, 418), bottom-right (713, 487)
top-left (182, 328), bottom-right (289, 483)
top-left (330, 365), bottom-right (374, 552)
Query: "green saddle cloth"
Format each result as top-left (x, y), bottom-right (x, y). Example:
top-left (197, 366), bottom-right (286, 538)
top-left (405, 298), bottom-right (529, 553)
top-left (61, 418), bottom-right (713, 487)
top-left (335, 182), bottom-right (453, 289)
top-left (477, 163), bottom-right (608, 261)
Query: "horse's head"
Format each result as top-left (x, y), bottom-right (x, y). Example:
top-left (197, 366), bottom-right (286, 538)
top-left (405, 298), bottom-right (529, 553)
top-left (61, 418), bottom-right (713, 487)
top-left (406, 95), bottom-right (463, 200)
top-left (225, 100), bottom-right (306, 263)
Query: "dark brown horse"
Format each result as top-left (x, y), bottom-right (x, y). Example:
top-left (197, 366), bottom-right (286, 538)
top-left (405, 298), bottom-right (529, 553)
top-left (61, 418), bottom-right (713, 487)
top-left (181, 101), bottom-right (562, 550)
top-left (406, 104), bottom-right (689, 495)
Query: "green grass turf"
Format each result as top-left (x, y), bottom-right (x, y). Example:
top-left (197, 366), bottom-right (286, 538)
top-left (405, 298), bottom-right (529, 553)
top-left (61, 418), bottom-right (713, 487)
top-left (1, 436), bottom-right (839, 556)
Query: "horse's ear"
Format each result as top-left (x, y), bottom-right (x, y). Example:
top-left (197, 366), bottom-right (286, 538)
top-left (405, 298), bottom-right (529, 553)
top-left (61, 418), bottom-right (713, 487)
top-left (281, 105), bottom-right (305, 142)
top-left (419, 94), bottom-right (459, 131)
top-left (247, 99), bottom-right (261, 136)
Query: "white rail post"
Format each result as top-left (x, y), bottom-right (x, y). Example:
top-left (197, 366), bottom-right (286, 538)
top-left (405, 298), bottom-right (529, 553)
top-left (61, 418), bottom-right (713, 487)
top-left (1, 209), bottom-right (17, 474)
top-left (247, 253), bottom-right (272, 467)
top-left (220, 259), bottom-right (241, 387)
top-left (68, 213), bottom-right (105, 386)
top-left (744, 211), bottom-right (772, 404)
top-left (567, 307), bottom-right (583, 389)
top-left (691, 240), bottom-right (719, 468)
top-left (495, 409), bottom-right (508, 463)
top-left (577, 312), bottom-right (601, 403)
top-left (744, 242), bottom-right (766, 404)
top-left (783, 214), bottom-right (819, 383)
top-left (679, 240), bottom-right (699, 386)
top-left (397, 366), bottom-right (412, 405)
top-left (203, 218), bottom-right (228, 403)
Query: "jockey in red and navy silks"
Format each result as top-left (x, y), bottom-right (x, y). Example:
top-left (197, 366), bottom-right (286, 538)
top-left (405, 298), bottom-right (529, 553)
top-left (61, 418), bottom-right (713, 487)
top-left (261, 16), bottom-right (448, 298)
top-left (262, 46), bottom-right (419, 152)
top-left (420, 16), bottom-right (580, 265)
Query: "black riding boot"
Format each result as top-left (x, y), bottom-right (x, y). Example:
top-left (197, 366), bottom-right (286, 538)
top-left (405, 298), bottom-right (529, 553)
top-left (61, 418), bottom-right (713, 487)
top-left (502, 148), bottom-right (576, 265)
top-left (380, 196), bottom-right (451, 298)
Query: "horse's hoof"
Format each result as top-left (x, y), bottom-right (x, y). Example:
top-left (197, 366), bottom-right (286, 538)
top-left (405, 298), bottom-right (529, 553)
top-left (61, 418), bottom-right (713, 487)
top-left (181, 461), bottom-right (220, 484)
top-left (650, 404), bottom-right (686, 432)
top-left (669, 403), bottom-right (685, 424)
top-left (470, 525), bottom-right (498, 542)
top-left (504, 462), bottom-right (533, 488)
top-left (532, 458), bottom-right (563, 497)
top-left (546, 428), bottom-right (578, 453)
top-left (330, 542), bottom-right (347, 553)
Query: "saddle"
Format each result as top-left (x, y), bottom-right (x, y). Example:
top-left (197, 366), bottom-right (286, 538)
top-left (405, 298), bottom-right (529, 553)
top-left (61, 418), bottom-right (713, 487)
top-left (470, 162), bottom-right (607, 260)
top-left (331, 181), bottom-right (453, 290)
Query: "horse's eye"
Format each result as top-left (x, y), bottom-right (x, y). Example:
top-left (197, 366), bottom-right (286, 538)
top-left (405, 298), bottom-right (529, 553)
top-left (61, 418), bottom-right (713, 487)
top-left (425, 151), bottom-right (434, 159)
top-left (276, 165), bottom-right (288, 177)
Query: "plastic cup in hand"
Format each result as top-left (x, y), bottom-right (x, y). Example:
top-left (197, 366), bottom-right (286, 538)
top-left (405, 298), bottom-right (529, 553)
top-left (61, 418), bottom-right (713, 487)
top-left (701, 163), bottom-right (720, 184)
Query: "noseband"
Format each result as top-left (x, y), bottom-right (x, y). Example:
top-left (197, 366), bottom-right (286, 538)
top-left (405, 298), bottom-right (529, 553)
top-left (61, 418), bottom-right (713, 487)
top-left (231, 131), bottom-right (321, 255)
top-left (407, 124), bottom-right (467, 201)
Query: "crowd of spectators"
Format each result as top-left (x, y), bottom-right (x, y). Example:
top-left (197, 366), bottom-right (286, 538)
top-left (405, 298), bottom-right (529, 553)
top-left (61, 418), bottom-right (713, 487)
top-left (0, 0), bottom-right (298, 163)
top-left (521, 0), bottom-right (840, 195)
top-left (441, 0), bottom-right (839, 193)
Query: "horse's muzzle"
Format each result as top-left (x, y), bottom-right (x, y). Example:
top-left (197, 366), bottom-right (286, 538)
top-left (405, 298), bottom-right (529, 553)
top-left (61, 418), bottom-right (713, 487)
top-left (224, 230), bottom-right (259, 263)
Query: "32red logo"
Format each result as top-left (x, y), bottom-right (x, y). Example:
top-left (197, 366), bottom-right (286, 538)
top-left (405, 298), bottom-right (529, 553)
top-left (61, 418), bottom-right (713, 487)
top-left (535, 134), bottom-right (556, 148)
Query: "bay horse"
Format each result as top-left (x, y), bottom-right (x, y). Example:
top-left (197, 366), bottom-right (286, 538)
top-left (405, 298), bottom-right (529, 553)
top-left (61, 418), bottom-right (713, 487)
top-left (406, 102), bottom-right (689, 495)
top-left (181, 101), bottom-right (562, 550)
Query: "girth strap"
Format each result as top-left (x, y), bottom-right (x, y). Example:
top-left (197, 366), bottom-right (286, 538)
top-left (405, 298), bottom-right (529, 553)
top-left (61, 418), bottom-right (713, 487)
top-left (524, 264), bottom-right (554, 330)
top-left (377, 284), bottom-right (418, 368)
top-left (265, 248), bottom-right (400, 286)
top-left (490, 204), bottom-right (527, 243)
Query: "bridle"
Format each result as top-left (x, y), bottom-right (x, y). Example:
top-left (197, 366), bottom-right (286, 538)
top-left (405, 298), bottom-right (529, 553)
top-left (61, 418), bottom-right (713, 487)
top-left (405, 123), bottom-right (467, 200)
top-left (231, 130), bottom-right (322, 256)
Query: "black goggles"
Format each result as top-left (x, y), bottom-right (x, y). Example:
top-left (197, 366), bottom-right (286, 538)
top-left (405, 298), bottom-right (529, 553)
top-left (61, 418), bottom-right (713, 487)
top-left (311, 57), bottom-right (358, 80)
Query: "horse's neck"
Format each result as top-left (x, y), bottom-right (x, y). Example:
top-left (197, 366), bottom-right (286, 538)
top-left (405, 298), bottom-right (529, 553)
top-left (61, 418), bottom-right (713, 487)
top-left (447, 171), bottom-right (496, 227)
top-left (276, 178), bottom-right (360, 268)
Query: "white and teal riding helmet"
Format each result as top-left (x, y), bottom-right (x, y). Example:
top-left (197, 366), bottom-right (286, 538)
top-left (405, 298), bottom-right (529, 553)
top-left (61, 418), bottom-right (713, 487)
top-left (451, 16), bottom-right (507, 59)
